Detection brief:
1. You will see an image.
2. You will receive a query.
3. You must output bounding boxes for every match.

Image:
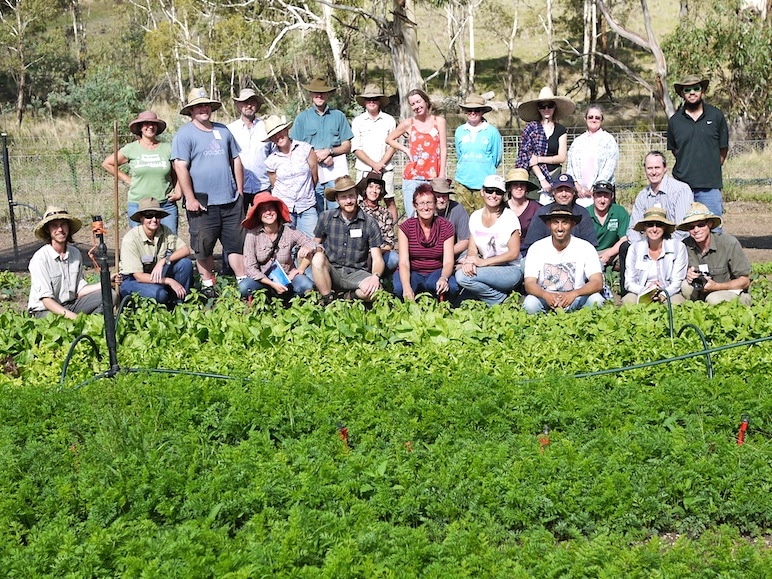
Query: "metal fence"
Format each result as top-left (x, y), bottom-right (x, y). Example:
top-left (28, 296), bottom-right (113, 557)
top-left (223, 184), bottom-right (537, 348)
top-left (1, 130), bottom-right (769, 226)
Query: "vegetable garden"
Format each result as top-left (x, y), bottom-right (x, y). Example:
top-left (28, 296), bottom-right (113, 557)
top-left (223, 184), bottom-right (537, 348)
top-left (1, 276), bottom-right (771, 576)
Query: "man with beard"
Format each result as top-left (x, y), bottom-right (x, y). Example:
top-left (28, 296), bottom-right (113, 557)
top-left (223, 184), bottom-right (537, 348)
top-left (667, 75), bottom-right (729, 223)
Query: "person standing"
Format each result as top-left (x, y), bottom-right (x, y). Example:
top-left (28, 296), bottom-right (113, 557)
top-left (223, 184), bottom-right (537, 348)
top-left (101, 111), bottom-right (181, 233)
top-left (667, 74), bottom-right (729, 222)
top-left (290, 78), bottom-right (354, 212)
top-left (227, 88), bottom-right (272, 208)
top-left (172, 87), bottom-right (246, 298)
top-left (351, 84), bottom-right (398, 222)
top-left (565, 104), bottom-right (619, 208)
top-left (28, 207), bottom-right (104, 318)
top-left (454, 94), bottom-right (503, 202)
top-left (386, 88), bottom-right (447, 218)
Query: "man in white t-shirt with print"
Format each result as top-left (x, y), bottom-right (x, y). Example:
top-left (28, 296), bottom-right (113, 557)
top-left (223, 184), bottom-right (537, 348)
top-left (523, 204), bottom-right (605, 314)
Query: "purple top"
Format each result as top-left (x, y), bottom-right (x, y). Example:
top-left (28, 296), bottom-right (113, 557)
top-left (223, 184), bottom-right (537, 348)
top-left (399, 216), bottom-right (455, 274)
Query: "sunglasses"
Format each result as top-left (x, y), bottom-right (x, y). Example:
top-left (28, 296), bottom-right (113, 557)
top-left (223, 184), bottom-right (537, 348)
top-left (643, 221), bottom-right (663, 228)
top-left (586, 115), bottom-right (602, 120)
top-left (537, 102), bottom-right (556, 109)
top-left (483, 188), bottom-right (505, 196)
top-left (682, 85), bottom-right (702, 94)
top-left (687, 220), bottom-right (710, 230)
top-left (143, 212), bottom-right (164, 220)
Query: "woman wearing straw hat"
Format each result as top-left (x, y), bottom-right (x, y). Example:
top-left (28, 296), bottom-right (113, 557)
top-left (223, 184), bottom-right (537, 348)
top-left (263, 114), bottom-right (319, 238)
top-left (28, 207), bottom-right (104, 318)
top-left (454, 94), bottom-right (502, 201)
top-left (505, 168), bottom-right (541, 239)
top-left (515, 87), bottom-right (575, 205)
top-left (622, 207), bottom-right (687, 305)
top-left (101, 111), bottom-right (180, 232)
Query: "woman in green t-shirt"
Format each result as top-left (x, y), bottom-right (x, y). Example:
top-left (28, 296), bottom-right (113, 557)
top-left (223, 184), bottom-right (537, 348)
top-left (102, 111), bottom-right (181, 232)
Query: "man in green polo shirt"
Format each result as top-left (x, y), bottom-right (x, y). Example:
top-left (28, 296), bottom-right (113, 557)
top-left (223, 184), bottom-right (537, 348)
top-left (589, 181), bottom-right (629, 269)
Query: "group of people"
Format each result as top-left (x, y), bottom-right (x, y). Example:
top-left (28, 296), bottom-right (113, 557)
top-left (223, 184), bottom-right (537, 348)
top-left (27, 73), bottom-right (752, 317)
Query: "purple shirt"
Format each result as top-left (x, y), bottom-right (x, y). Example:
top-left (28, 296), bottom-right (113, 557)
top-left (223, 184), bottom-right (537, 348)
top-left (399, 216), bottom-right (455, 274)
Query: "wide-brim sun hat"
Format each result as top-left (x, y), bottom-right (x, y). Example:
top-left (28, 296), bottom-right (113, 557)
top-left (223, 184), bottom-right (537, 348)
top-left (128, 111), bottom-right (167, 136)
top-left (262, 115), bottom-right (293, 141)
top-left (459, 94), bottom-right (492, 115)
top-left (538, 204), bottom-right (582, 224)
top-left (356, 171), bottom-right (387, 198)
top-left (233, 88), bottom-right (264, 109)
top-left (303, 78), bottom-right (335, 93)
top-left (324, 175), bottom-right (358, 202)
top-left (180, 87), bottom-right (222, 116)
top-left (633, 206), bottom-right (676, 235)
top-left (356, 84), bottom-right (390, 108)
top-left (241, 192), bottom-right (291, 229)
top-left (430, 177), bottom-right (454, 194)
top-left (674, 75), bottom-right (710, 98)
top-left (505, 168), bottom-right (539, 192)
top-left (676, 202), bottom-right (722, 231)
top-left (34, 206), bottom-right (83, 240)
top-left (517, 86), bottom-right (575, 122)
top-left (130, 197), bottom-right (170, 223)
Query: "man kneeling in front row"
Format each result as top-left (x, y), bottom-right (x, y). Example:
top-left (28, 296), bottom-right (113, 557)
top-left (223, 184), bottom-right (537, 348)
top-left (678, 202), bottom-right (752, 305)
top-left (523, 205), bottom-right (606, 314)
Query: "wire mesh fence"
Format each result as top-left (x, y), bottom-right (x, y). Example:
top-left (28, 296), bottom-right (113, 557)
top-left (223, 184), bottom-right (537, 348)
top-left (1, 129), bottom-right (769, 226)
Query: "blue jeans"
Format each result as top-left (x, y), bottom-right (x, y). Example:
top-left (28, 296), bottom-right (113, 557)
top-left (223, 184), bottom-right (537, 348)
top-left (692, 188), bottom-right (723, 231)
top-left (127, 199), bottom-right (179, 233)
top-left (119, 258), bottom-right (193, 304)
top-left (523, 292), bottom-right (605, 314)
top-left (401, 178), bottom-right (428, 218)
top-left (383, 250), bottom-right (399, 273)
top-left (291, 207), bottom-right (318, 238)
top-left (456, 262), bottom-right (524, 305)
top-left (238, 272), bottom-right (314, 299)
top-left (393, 268), bottom-right (459, 302)
top-left (315, 180), bottom-right (339, 213)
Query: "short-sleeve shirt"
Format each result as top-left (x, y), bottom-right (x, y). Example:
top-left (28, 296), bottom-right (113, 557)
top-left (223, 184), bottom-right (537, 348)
top-left (28, 244), bottom-right (87, 312)
top-left (171, 121), bottom-right (241, 206)
top-left (351, 111), bottom-right (396, 172)
top-left (438, 200), bottom-right (470, 242)
top-left (522, 203), bottom-right (598, 254)
top-left (227, 117), bottom-right (272, 193)
top-left (290, 106), bottom-right (354, 152)
top-left (667, 103), bottom-right (729, 190)
top-left (590, 203), bottom-right (630, 251)
top-left (683, 232), bottom-right (751, 284)
top-left (264, 140), bottom-right (316, 213)
top-left (119, 225), bottom-right (187, 275)
top-left (524, 235), bottom-right (602, 292)
top-left (468, 207), bottom-right (521, 262)
top-left (120, 141), bottom-right (174, 203)
top-left (315, 207), bottom-right (382, 272)
top-left (359, 201), bottom-right (395, 249)
top-left (399, 216), bottom-right (455, 274)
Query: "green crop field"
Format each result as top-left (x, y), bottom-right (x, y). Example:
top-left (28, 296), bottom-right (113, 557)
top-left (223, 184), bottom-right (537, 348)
top-left (1, 281), bottom-right (771, 575)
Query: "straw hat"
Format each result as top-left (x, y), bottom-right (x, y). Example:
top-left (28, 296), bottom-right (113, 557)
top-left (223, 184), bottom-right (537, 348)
top-left (674, 75), bottom-right (710, 98)
top-left (34, 207), bottom-right (83, 241)
top-left (180, 87), bottom-right (222, 116)
top-left (676, 202), bottom-right (722, 231)
top-left (232, 88), bottom-right (264, 109)
top-left (241, 193), bottom-right (291, 229)
top-left (356, 84), bottom-right (390, 108)
top-left (356, 172), bottom-right (387, 198)
top-left (538, 204), bottom-right (582, 224)
top-left (505, 168), bottom-right (539, 192)
top-left (517, 87), bottom-right (575, 122)
top-left (459, 94), bottom-right (492, 114)
top-left (633, 206), bottom-right (676, 235)
top-left (128, 111), bottom-right (167, 136)
top-left (262, 115), bottom-right (293, 141)
top-left (302, 78), bottom-right (335, 93)
top-left (130, 198), bottom-right (170, 223)
top-left (324, 175), bottom-right (357, 202)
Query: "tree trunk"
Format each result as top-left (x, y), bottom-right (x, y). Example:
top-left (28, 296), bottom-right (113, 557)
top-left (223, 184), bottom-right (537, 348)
top-left (70, 0), bottom-right (87, 72)
top-left (391, 0), bottom-right (424, 119)
top-left (505, 0), bottom-right (520, 126)
top-left (467, 2), bottom-right (476, 92)
top-left (322, 3), bottom-right (351, 100)
top-left (547, 0), bottom-right (557, 90)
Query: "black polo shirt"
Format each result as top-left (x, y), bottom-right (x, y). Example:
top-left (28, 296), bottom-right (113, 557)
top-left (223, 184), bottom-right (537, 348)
top-left (667, 102), bottom-right (729, 190)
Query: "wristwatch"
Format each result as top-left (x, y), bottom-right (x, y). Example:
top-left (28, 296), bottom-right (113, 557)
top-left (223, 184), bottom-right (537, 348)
top-left (164, 257), bottom-right (172, 266)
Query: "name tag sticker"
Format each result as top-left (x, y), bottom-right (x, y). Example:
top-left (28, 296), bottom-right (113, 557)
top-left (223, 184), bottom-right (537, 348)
top-left (212, 130), bottom-right (222, 140)
top-left (350, 229), bottom-right (363, 238)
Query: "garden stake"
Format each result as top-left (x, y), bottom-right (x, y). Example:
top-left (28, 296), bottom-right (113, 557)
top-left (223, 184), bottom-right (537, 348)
top-left (737, 414), bottom-right (750, 445)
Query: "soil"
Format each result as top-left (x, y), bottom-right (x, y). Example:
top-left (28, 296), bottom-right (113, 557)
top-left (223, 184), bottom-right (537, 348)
top-left (1, 200), bottom-right (770, 313)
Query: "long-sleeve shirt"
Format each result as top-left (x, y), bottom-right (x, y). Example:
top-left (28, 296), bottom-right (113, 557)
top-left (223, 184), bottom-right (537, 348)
top-left (454, 122), bottom-right (503, 190)
top-left (624, 238), bottom-right (688, 297)
top-left (627, 175), bottom-right (693, 243)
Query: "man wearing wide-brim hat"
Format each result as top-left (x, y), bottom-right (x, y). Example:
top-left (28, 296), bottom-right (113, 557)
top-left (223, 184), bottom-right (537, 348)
top-left (27, 207), bottom-right (104, 318)
top-left (351, 84), bottom-right (398, 222)
top-left (228, 88), bottom-right (271, 208)
top-left (677, 202), bottom-right (752, 305)
top-left (667, 74), bottom-right (729, 224)
top-left (454, 94), bottom-right (502, 195)
top-left (290, 78), bottom-right (354, 213)
top-left (118, 198), bottom-right (193, 307)
top-left (311, 175), bottom-right (384, 304)
top-left (172, 87), bottom-right (247, 298)
top-left (522, 204), bottom-right (605, 314)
